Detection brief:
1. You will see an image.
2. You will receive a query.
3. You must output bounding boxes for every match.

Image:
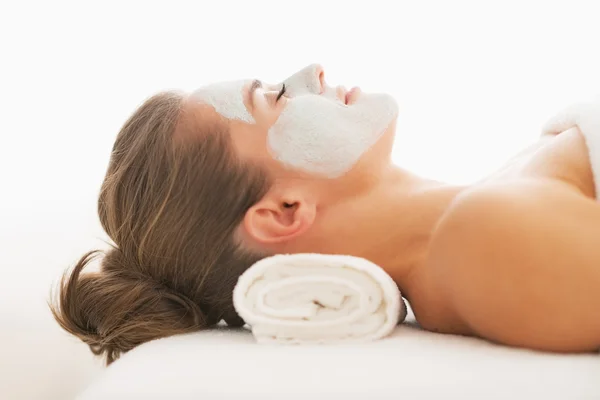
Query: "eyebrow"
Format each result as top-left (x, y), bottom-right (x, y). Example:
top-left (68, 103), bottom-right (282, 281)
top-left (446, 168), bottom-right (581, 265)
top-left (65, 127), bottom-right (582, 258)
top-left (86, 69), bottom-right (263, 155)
top-left (248, 79), bottom-right (263, 110)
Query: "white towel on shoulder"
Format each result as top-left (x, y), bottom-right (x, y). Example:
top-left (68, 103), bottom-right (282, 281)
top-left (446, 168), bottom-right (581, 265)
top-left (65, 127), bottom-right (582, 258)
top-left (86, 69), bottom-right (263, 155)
top-left (233, 253), bottom-right (406, 344)
top-left (542, 97), bottom-right (600, 199)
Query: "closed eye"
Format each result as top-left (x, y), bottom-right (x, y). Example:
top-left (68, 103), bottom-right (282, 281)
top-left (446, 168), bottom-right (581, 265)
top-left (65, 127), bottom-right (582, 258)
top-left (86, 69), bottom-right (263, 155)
top-left (276, 83), bottom-right (286, 102)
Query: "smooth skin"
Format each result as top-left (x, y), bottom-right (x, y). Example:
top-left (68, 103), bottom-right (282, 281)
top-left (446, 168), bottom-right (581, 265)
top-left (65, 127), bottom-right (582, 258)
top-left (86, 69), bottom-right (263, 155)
top-left (422, 127), bottom-right (600, 353)
top-left (190, 64), bottom-right (600, 353)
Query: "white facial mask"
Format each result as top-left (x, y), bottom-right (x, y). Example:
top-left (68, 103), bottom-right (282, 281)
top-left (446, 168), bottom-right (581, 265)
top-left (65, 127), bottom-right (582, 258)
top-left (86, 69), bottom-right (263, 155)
top-left (191, 64), bottom-right (398, 178)
top-left (192, 80), bottom-right (254, 123)
top-left (268, 65), bottom-right (398, 178)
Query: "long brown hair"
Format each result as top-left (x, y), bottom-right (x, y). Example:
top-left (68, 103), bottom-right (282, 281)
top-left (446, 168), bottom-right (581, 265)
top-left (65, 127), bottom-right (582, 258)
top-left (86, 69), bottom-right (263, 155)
top-left (50, 91), bottom-right (271, 365)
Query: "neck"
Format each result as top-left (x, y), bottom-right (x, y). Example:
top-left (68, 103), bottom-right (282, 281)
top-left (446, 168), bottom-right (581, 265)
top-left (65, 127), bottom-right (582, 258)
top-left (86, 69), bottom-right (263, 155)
top-left (309, 165), bottom-right (467, 297)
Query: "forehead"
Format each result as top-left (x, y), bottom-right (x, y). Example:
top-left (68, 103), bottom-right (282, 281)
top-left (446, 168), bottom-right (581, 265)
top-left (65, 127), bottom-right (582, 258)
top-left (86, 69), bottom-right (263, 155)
top-left (191, 79), bottom-right (254, 123)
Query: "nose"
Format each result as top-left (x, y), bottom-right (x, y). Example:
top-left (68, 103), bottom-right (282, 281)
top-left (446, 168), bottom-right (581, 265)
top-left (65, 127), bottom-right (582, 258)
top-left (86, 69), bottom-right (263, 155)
top-left (314, 64), bottom-right (325, 93)
top-left (283, 64), bottom-right (326, 97)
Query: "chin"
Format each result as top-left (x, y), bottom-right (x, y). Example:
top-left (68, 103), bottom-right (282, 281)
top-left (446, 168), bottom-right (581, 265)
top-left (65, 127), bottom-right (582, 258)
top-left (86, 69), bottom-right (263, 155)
top-left (360, 92), bottom-right (399, 121)
top-left (382, 93), bottom-right (400, 118)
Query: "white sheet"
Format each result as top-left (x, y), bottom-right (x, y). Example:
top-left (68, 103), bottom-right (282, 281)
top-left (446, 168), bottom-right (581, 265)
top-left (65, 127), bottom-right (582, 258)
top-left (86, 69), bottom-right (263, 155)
top-left (76, 307), bottom-right (600, 400)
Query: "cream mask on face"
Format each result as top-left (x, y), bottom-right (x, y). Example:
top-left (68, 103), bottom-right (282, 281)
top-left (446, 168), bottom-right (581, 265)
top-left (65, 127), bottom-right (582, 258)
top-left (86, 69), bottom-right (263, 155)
top-left (193, 64), bottom-right (398, 178)
top-left (192, 80), bottom-right (255, 124)
top-left (269, 65), bottom-right (398, 177)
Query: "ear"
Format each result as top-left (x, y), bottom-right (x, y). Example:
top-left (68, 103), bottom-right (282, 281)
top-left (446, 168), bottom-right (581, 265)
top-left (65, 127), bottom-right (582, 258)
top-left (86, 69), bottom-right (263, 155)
top-left (242, 193), bottom-right (316, 245)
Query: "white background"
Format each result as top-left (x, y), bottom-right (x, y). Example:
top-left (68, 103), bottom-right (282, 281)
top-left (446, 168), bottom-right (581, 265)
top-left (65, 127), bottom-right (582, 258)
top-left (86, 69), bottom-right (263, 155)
top-left (2, 1), bottom-right (600, 399)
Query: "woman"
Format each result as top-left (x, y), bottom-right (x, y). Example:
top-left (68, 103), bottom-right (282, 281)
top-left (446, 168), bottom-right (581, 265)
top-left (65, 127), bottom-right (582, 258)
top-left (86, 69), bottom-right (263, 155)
top-left (50, 64), bottom-right (600, 365)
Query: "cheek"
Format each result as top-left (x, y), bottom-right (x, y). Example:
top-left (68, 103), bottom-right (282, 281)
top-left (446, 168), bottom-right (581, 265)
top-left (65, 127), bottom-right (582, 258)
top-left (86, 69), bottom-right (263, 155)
top-left (266, 95), bottom-right (396, 178)
top-left (267, 103), bottom-right (350, 178)
top-left (229, 122), bottom-right (271, 163)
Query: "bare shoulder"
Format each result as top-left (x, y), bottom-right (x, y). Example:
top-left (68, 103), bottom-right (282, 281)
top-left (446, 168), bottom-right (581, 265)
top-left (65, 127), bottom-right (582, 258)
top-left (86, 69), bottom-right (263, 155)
top-left (426, 178), bottom-right (600, 352)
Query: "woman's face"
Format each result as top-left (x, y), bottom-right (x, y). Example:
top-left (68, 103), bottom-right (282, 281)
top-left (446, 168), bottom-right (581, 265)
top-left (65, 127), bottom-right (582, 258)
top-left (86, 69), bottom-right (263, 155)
top-left (191, 64), bottom-right (399, 180)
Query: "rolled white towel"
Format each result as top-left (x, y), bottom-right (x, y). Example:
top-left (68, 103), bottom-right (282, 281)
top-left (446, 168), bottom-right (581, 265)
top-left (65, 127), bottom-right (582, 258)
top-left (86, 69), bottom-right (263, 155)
top-left (232, 253), bottom-right (406, 344)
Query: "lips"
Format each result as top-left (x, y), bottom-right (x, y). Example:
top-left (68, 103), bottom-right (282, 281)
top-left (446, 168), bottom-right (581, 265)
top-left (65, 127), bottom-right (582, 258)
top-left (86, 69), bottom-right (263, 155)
top-left (345, 87), bottom-right (361, 105)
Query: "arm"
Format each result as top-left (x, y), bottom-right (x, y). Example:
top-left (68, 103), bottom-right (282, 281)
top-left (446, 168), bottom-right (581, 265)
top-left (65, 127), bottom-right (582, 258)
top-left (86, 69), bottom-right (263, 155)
top-left (428, 179), bottom-right (600, 353)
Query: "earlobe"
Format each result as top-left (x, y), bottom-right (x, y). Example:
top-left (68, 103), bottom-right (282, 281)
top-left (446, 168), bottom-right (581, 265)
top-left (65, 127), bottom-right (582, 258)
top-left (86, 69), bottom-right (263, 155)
top-left (243, 198), bottom-right (316, 245)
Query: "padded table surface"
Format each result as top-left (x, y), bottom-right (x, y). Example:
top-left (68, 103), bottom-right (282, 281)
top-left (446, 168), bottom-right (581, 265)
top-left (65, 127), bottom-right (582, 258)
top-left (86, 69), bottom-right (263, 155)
top-left (77, 309), bottom-right (600, 399)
